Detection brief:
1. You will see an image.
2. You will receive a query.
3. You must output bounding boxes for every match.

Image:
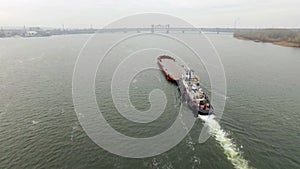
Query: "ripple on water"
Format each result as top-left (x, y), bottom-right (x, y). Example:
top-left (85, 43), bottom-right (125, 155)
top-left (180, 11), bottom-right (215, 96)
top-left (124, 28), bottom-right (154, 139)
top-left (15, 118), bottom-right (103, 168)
top-left (198, 115), bottom-right (253, 169)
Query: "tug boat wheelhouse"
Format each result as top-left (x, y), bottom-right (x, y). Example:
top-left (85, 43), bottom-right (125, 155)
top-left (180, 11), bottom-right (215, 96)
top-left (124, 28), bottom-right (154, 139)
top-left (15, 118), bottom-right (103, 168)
top-left (157, 55), bottom-right (214, 116)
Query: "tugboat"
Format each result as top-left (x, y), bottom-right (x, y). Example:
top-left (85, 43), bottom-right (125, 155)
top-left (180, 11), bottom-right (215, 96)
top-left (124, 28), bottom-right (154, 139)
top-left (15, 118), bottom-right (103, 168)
top-left (157, 55), bottom-right (214, 115)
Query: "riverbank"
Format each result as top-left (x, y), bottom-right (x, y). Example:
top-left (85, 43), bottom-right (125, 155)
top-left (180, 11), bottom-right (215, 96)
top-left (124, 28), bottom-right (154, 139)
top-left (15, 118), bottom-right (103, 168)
top-left (234, 29), bottom-right (300, 48)
top-left (0, 27), bottom-right (96, 38)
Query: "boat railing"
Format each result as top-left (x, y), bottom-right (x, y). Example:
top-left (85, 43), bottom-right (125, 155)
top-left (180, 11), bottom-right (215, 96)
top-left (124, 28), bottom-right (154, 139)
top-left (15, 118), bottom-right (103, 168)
top-left (158, 55), bottom-right (175, 61)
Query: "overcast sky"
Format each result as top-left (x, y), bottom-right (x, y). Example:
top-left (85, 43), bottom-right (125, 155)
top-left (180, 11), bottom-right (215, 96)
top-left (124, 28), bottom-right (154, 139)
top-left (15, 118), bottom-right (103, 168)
top-left (1, 0), bottom-right (300, 28)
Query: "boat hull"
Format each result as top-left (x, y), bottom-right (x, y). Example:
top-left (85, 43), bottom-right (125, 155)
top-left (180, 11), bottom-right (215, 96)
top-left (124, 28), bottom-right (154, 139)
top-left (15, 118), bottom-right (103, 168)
top-left (158, 55), bottom-right (214, 116)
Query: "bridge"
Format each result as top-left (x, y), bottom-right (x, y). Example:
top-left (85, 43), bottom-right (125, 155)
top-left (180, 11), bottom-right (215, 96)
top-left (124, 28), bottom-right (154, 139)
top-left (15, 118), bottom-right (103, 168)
top-left (96, 25), bottom-right (253, 34)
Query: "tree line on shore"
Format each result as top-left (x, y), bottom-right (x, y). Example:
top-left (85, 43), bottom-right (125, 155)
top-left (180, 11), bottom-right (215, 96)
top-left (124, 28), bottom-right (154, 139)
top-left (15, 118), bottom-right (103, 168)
top-left (234, 29), bottom-right (300, 44)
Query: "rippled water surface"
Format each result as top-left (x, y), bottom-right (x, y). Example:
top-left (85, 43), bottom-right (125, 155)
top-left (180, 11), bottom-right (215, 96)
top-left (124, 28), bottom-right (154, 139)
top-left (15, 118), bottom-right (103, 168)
top-left (0, 34), bottom-right (299, 168)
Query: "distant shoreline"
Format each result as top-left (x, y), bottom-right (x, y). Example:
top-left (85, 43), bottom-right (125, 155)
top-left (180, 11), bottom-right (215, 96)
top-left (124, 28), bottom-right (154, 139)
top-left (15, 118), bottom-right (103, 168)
top-left (234, 29), bottom-right (300, 48)
top-left (0, 27), bottom-right (96, 38)
top-left (235, 35), bottom-right (300, 48)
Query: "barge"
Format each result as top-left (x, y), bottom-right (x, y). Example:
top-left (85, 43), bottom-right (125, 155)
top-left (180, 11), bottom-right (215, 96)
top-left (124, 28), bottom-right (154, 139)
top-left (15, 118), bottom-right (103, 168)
top-left (157, 55), bottom-right (214, 115)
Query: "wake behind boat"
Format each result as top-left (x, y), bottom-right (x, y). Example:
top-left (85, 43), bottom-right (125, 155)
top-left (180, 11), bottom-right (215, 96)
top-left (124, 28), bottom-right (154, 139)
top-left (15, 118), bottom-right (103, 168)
top-left (157, 55), bottom-right (214, 116)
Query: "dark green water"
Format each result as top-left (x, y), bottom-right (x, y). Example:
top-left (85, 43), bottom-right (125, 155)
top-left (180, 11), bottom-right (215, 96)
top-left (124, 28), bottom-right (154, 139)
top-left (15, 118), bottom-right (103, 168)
top-left (0, 34), bottom-right (299, 169)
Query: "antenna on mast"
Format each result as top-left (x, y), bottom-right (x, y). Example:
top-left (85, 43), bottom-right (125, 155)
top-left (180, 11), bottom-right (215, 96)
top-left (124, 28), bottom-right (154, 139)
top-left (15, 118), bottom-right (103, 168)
top-left (234, 17), bottom-right (240, 30)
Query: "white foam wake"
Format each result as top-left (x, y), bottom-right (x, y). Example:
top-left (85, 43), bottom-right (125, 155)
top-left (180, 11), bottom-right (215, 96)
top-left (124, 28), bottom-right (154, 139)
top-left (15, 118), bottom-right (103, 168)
top-left (198, 115), bottom-right (253, 169)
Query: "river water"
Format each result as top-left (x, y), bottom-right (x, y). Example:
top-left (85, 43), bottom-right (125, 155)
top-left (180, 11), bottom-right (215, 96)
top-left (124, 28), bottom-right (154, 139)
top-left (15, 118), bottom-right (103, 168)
top-left (0, 33), bottom-right (299, 169)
